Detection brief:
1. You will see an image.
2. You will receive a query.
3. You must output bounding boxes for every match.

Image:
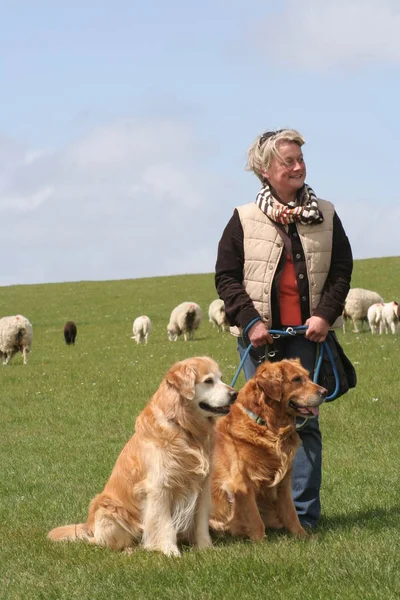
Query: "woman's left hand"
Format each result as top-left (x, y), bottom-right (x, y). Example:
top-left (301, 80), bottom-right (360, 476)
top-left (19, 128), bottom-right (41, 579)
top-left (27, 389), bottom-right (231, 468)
top-left (304, 316), bottom-right (330, 343)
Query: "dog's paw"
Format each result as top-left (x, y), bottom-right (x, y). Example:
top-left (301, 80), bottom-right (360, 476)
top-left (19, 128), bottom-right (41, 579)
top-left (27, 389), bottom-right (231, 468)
top-left (248, 530), bottom-right (266, 542)
top-left (230, 523), bottom-right (265, 541)
top-left (162, 544), bottom-right (181, 557)
top-left (196, 535), bottom-right (213, 550)
top-left (209, 519), bottom-right (227, 532)
top-left (143, 542), bottom-right (181, 557)
top-left (293, 527), bottom-right (310, 539)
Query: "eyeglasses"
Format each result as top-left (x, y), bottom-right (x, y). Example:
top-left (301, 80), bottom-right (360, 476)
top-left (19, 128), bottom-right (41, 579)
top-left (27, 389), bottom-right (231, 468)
top-left (258, 129), bottom-right (285, 147)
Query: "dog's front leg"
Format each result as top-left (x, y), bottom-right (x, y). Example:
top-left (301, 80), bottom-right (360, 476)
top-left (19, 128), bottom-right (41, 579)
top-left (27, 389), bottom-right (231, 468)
top-left (276, 473), bottom-right (307, 538)
top-left (142, 490), bottom-right (180, 557)
top-left (194, 477), bottom-right (213, 549)
top-left (230, 487), bottom-right (265, 541)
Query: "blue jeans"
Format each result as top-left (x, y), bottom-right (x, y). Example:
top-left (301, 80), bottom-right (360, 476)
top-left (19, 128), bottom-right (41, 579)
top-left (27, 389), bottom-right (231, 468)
top-left (237, 334), bottom-right (321, 528)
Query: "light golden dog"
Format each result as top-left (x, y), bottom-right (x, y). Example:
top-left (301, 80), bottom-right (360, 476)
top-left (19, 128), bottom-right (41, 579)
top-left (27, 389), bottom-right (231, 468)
top-left (210, 359), bottom-right (327, 540)
top-left (48, 357), bottom-right (237, 557)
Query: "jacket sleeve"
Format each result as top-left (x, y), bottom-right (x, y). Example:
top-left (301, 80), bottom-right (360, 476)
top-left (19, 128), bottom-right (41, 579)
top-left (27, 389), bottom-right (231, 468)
top-left (215, 210), bottom-right (261, 329)
top-left (313, 212), bottom-right (353, 325)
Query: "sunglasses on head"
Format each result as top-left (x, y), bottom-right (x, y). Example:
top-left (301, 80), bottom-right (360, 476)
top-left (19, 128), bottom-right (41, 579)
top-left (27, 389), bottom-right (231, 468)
top-left (258, 129), bottom-right (285, 147)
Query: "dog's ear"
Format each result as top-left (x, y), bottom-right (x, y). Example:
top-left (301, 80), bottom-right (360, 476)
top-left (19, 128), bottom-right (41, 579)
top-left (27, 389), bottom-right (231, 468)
top-left (166, 362), bottom-right (196, 399)
top-left (255, 362), bottom-right (283, 402)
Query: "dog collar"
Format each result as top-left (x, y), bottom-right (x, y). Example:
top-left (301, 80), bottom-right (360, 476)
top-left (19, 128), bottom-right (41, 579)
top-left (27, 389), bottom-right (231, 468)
top-left (243, 407), bottom-right (267, 427)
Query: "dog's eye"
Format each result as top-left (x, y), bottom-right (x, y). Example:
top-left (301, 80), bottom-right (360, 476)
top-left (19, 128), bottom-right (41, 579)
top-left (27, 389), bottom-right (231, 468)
top-left (204, 377), bottom-right (214, 384)
top-left (291, 376), bottom-right (302, 383)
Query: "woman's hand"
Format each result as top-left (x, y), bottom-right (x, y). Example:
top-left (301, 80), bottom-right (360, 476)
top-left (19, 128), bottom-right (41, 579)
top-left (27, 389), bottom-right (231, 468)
top-left (305, 316), bottom-right (330, 343)
top-left (247, 321), bottom-right (274, 347)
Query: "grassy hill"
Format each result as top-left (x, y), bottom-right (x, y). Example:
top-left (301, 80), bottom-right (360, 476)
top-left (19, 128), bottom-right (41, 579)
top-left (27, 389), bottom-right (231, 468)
top-left (1, 257), bottom-right (399, 600)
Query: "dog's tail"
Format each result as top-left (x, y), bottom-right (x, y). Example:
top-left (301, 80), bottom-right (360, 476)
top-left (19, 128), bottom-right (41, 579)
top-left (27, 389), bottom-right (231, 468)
top-left (47, 523), bottom-right (94, 543)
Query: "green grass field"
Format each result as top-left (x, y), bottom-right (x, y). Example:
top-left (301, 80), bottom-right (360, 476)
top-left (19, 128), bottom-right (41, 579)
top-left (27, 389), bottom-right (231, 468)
top-left (1, 257), bottom-right (400, 600)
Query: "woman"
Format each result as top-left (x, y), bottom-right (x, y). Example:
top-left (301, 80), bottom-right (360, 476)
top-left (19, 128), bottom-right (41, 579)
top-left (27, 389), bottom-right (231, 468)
top-left (215, 129), bottom-right (353, 528)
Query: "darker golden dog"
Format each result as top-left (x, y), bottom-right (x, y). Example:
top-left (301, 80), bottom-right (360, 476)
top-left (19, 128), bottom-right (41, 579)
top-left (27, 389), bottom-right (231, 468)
top-left (210, 358), bottom-right (327, 540)
top-left (48, 357), bottom-right (237, 557)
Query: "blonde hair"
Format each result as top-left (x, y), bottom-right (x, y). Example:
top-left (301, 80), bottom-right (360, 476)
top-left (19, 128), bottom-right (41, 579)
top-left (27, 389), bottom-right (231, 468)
top-left (246, 129), bottom-right (305, 183)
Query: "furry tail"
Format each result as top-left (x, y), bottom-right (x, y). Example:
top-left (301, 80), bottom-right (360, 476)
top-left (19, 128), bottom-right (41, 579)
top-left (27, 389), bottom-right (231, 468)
top-left (47, 523), bottom-right (94, 543)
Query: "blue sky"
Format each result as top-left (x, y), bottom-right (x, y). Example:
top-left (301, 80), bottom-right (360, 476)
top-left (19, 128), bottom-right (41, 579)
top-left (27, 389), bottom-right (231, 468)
top-left (1, 0), bottom-right (399, 285)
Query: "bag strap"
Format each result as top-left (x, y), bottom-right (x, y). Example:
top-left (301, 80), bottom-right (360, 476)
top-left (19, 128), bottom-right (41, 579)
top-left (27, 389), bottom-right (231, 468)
top-left (269, 219), bottom-right (294, 261)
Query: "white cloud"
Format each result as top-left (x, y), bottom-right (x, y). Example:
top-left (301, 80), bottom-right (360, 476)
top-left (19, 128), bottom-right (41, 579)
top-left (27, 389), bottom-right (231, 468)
top-left (0, 186), bottom-right (54, 211)
top-left (0, 118), bottom-right (209, 214)
top-left (0, 119), bottom-right (239, 285)
top-left (0, 117), bottom-right (398, 287)
top-left (254, 0), bottom-right (400, 70)
top-left (67, 120), bottom-right (195, 170)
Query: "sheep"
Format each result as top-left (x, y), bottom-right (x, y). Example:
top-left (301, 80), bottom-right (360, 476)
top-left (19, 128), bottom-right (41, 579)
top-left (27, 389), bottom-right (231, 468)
top-left (367, 303), bottom-right (384, 335)
top-left (131, 315), bottom-right (152, 344)
top-left (381, 302), bottom-right (399, 335)
top-left (64, 321), bottom-right (77, 345)
top-left (0, 315), bottom-right (33, 365)
top-left (342, 288), bottom-right (384, 333)
top-left (167, 302), bottom-right (203, 342)
top-left (208, 299), bottom-right (228, 332)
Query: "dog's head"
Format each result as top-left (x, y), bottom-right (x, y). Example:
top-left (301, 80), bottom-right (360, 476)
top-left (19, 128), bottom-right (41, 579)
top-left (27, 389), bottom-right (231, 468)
top-left (165, 356), bottom-right (237, 417)
top-left (252, 359), bottom-right (327, 419)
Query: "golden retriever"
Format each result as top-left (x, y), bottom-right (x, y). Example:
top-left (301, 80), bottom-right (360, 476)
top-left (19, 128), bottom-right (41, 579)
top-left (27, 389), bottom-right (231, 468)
top-left (48, 356), bottom-right (237, 557)
top-left (210, 359), bottom-right (327, 540)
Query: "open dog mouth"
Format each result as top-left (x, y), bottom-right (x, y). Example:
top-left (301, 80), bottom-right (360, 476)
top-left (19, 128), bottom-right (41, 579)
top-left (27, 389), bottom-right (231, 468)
top-left (199, 402), bottom-right (231, 415)
top-left (289, 400), bottom-right (320, 417)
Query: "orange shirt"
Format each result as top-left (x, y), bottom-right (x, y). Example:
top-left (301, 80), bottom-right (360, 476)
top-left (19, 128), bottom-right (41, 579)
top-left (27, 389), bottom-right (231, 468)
top-left (279, 253), bottom-right (302, 326)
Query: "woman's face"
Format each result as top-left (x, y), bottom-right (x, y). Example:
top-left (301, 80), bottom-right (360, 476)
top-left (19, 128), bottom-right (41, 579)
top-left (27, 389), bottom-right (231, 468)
top-left (264, 141), bottom-right (306, 200)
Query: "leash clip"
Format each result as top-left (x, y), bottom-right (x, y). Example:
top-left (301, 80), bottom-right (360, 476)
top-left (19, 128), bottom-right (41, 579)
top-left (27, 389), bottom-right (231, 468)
top-left (285, 327), bottom-right (296, 336)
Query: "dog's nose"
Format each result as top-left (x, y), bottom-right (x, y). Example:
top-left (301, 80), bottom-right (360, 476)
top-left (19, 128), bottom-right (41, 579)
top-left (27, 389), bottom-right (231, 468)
top-left (229, 390), bottom-right (238, 404)
top-left (319, 387), bottom-right (328, 399)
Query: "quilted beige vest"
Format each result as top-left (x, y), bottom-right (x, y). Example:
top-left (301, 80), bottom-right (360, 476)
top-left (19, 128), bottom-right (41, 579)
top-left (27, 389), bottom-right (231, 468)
top-left (230, 199), bottom-right (342, 336)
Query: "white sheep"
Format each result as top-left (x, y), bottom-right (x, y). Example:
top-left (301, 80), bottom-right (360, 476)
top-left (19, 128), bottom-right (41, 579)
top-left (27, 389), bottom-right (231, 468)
top-left (208, 299), bottom-right (228, 332)
top-left (342, 288), bottom-right (384, 333)
top-left (131, 315), bottom-right (152, 344)
top-left (367, 303), bottom-right (384, 335)
top-left (0, 315), bottom-right (33, 365)
top-left (167, 302), bottom-right (203, 342)
top-left (381, 302), bottom-right (399, 335)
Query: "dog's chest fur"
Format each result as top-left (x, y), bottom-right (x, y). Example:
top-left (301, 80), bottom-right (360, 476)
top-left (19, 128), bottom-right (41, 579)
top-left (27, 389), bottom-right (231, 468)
top-left (236, 430), bottom-right (300, 488)
top-left (147, 430), bottom-right (213, 535)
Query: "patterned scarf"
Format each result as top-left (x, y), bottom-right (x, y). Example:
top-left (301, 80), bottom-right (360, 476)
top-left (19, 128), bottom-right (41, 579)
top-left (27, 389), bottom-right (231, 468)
top-left (255, 182), bottom-right (324, 225)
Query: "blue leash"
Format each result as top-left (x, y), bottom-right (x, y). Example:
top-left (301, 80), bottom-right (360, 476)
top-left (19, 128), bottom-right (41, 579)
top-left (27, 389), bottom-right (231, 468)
top-left (230, 324), bottom-right (340, 401)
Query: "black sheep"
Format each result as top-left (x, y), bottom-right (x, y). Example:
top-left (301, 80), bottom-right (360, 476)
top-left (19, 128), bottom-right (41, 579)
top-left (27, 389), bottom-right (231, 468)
top-left (64, 321), bottom-right (77, 345)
